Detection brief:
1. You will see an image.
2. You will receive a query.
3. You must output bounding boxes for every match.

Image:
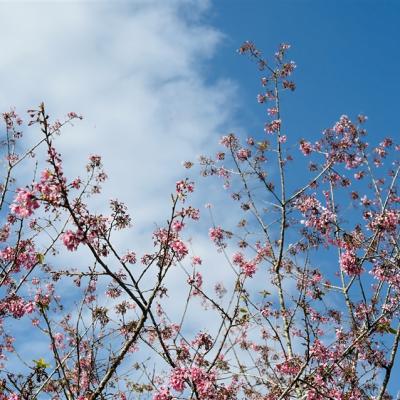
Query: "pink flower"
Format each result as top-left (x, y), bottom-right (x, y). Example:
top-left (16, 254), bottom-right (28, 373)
top-left (153, 387), bottom-right (172, 400)
top-left (232, 252), bottom-right (245, 265)
top-left (0, 240), bottom-right (38, 272)
top-left (121, 251), bottom-right (137, 264)
top-left (370, 209), bottom-right (399, 232)
top-left (232, 252), bottom-right (257, 277)
top-left (10, 188), bottom-right (40, 218)
top-left (191, 255), bottom-right (202, 265)
top-left (236, 148), bottom-right (251, 161)
top-left (340, 249), bottom-right (362, 276)
top-left (276, 358), bottom-right (301, 375)
top-left (310, 339), bottom-right (333, 363)
top-left (257, 94), bottom-right (266, 103)
top-left (170, 367), bottom-right (187, 392)
top-left (241, 261), bottom-right (257, 277)
top-left (264, 119), bottom-right (281, 134)
top-left (189, 367), bottom-right (217, 397)
top-left (176, 180), bottom-right (194, 197)
top-left (7, 297), bottom-right (27, 318)
top-left (187, 272), bottom-right (203, 295)
top-left (220, 133), bottom-right (238, 148)
top-left (209, 226), bottom-right (225, 247)
top-left (62, 229), bottom-right (84, 251)
top-left (71, 178), bottom-right (82, 189)
top-left (171, 239), bottom-right (188, 260)
top-left (67, 111), bottom-right (82, 119)
top-left (89, 154), bottom-right (102, 167)
top-left (299, 140), bottom-right (313, 156)
top-left (181, 206), bottom-right (200, 220)
top-left (34, 168), bottom-right (64, 206)
top-left (172, 220), bottom-right (185, 232)
top-left (255, 242), bottom-right (272, 259)
top-left (354, 171), bottom-right (364, 180)
top-left (24, 301), bottom-right (35, 314)
top-left (54, 332), bottom-right (65, 349)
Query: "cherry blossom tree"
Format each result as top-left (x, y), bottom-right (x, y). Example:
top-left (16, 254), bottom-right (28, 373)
top-left (0, 43), bottom-right (399, 400)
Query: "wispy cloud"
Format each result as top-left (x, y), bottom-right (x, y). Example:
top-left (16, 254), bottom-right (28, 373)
top-left (0, 0), bottom-right (245, 366)
top-left (0, 0), bottom-right (237, 228)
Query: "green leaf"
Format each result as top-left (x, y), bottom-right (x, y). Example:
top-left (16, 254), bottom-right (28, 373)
top-left (33, 358), bottom-right (50, 369)
top-left (36, 253), bottom-right (45, 264)
top-left (376, 322), bottom-right (397, 335)
top-left (257, 141), bottom-right (269, 151)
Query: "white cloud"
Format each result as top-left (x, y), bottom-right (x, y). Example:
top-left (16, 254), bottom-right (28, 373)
top-left (0, 0), bottom-right (237, 228)
top-left (1, 2), bottom-right (277, 388)
top-left (0, 0), bottom-right (238, 349)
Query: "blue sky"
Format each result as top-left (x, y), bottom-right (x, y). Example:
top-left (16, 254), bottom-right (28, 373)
top-left (209, 0), bottom-right (400, 145)
top-left (207, 2), bottom-right (399, 394)
top-left (2, 0), bottom-right (399, 196)
top-left (1, 0), bottom-right (399, 396)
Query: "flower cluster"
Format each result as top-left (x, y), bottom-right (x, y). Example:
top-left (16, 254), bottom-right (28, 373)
top-left (176, 179), bottom-right (194, 201)
top-left (232, 252), bottom-right (258, 277)
top-left (0, 240), bottom-right (39, 273)
top-left (295, 195), bottom-right (335, 234)
top-left (339, 247), bottom-right (362, 276)
top-left (299, 140), bottom-right (313, 156)
top-left (187, 272), bottom-right (203, 295)
top-left (170, 239), bottom-right (188, 260)
top-left (236, 148), bottom-right (251, 161)
top-left (0, 296), bottom-right (35, 319)
top-left (169, 366), bottom-right (217, 398)
top-left (35, 169), bottom-right (64, 206)
top-left (10, 188), bottom-right (40, 218)
top-left (264, 119), bottom-right (281, 134)
top-left (209, 226), bottom-right (226, 248)
top-left (152, 226), bottom-right (189, 262)
top-left (152, 388), bottom-right (172, 400)
top-left (370, 209), bottom-right (399, 233)
top-left (276, 357), bottom-right (301, 376)
top-left (62, 229), bottom-right (85, 252)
